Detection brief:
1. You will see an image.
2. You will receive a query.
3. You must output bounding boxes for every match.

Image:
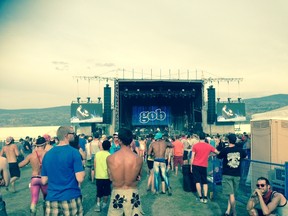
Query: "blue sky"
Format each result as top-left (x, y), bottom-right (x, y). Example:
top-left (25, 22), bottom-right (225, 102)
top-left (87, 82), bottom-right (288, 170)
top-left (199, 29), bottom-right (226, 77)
top-left (0, 0), bottom-right (287, 109)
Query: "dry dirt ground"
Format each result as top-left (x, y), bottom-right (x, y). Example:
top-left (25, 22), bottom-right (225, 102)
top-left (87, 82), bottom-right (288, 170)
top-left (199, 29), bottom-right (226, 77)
top-left (2, 165), bottom-right (248, 216)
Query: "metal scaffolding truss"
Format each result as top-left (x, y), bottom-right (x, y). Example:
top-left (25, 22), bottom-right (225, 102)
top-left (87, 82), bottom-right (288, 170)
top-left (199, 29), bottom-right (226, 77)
top-left (114, 80), bottom-right (119, 131)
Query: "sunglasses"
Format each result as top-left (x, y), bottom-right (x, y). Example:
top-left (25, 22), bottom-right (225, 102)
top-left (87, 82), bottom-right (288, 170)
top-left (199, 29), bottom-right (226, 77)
top-left (68, 132), bottom-right (75, 135)
top-left (256, 184), bottom-right (266, 188)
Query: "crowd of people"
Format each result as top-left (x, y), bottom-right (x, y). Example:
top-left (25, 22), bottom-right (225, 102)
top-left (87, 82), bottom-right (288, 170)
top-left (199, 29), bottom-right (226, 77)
top-left (0, 127), bottom-right (287, 216)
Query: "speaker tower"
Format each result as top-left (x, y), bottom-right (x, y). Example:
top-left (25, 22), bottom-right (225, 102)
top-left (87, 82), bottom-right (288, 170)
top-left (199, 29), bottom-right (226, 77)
top-left (103, 84), bottom-right (112, 124)
top-left (207, 86), bottom-right (216, 124)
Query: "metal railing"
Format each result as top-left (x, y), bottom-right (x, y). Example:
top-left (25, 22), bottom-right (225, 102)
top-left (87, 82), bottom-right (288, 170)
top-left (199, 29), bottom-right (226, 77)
top-left (209, 157), bottom-right (287, 203)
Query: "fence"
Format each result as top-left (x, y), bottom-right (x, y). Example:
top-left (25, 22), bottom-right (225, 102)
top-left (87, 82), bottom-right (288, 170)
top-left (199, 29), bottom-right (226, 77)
top-left (209, 157), bottom-right (287, 203)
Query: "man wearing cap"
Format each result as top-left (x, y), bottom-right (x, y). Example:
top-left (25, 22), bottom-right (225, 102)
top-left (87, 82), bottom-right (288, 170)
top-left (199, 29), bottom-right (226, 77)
top-left (0, 136), bottom-right (20, 193)
top-left (148, 132), bottom-right (172, 195)
top-left (41, 126), bottom-right (85, 215)
top-left (109, 132), bottom-right (120, 154)
top-left (217, 133), bottom-right (247, 216)
top-left (19, 137), bottom-right (48, 215)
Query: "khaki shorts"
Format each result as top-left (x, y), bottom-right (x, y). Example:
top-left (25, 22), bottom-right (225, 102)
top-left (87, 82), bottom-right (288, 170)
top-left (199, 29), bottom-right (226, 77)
top-left (222, 175), bottom-right (240, 195)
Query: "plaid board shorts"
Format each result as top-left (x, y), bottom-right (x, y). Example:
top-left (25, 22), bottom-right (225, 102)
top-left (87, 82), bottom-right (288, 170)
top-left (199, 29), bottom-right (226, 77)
top-left (45, 196), bottom-right (83, 216)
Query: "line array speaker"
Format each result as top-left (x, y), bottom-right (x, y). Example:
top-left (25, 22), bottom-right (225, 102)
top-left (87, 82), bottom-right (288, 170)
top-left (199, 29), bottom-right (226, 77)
top-left (207, 86), bottom-right (216, 124)
top-left (103, 84), bottom-right (112, 124)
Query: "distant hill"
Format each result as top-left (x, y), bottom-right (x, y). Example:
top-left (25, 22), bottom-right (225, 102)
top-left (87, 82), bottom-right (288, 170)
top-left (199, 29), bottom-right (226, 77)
top-left (0, 106), bottom-right (70, 127)
top-left (244, 94), bottom-right (288, 121)
top-left (0, 94), bottom-right (288, 127)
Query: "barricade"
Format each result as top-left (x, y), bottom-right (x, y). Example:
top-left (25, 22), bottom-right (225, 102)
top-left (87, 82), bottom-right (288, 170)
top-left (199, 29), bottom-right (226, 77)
top-left (209, 158), bottom-right (287, 204)
top-left (182, 164), bottom-right (196, 192)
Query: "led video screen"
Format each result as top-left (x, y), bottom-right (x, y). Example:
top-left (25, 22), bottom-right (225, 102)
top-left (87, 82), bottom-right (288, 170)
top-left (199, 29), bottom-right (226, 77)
top-left (132, 106), bottom-right (172, 126)
top-left (70, 103), bottom-right (103, 123)
top-left (216, 103), bottom-right (246, 122)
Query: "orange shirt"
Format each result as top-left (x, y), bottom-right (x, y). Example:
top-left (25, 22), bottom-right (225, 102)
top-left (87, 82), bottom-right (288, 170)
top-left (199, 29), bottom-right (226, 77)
top-left (173, 139), bottom-right (184, 157)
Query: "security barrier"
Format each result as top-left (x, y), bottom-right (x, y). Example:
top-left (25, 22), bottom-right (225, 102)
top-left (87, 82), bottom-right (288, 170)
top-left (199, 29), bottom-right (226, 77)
top-left (209, 157), bottom-right (287, 203)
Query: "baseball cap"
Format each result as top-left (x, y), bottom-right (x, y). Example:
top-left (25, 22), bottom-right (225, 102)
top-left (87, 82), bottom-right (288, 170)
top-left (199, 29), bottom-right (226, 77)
top-left (5, 136), bottom-right (14, 145)
top-left (154, 132), bottom-right (162, 140)
top-left (36, 137), bottom-right (46, 146)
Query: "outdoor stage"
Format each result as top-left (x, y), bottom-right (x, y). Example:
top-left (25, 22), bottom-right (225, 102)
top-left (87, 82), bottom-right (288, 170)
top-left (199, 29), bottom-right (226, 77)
top-left (70, 76), bottom-right (245, 135)
top-left (114, 79), bottom-right (204, 134)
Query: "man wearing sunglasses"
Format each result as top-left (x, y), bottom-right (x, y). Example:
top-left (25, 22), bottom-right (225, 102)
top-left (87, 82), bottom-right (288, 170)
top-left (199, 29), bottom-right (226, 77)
top-left (247, 176), bottom-right (288, 216)
top-left (109, 132), bottom-right (120, 154)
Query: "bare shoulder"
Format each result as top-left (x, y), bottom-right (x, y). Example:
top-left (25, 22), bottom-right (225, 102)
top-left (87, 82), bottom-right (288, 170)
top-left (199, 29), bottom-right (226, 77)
top-left (107, 153), bottom-right (116, 163)
top-left (106, 154), bottom-right (112, 161)
top-left (273, 192), bottom-right (284, 200)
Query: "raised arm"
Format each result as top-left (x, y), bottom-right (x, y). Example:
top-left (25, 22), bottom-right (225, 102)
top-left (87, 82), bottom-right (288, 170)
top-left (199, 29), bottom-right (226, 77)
top-left (18, 154), bottom-right (31, 168)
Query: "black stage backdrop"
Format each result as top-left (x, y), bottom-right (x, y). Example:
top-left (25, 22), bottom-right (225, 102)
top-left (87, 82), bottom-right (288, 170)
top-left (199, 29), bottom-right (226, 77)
top-left (117, 80), bottom-right (203, 133)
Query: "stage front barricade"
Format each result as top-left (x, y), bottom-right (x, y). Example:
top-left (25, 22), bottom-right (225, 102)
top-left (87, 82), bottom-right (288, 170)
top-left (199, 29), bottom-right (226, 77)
top-left (209, 158), bottom-right (287, 204)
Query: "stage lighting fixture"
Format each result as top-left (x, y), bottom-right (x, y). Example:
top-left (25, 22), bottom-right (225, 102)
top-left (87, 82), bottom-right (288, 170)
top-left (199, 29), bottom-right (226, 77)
top-left (87, 97), bottom-right (91, 103)
top-left (228, 98), bottom-right (231, 103)
top-left (125, 88), bottom-right (128, 92)
top-left (77, 97), bottom-right (81, 103)
top-left (217, 98), bottom-right (220, 102)
top-left (137, 89), bottom-right (140, 92)
top-left (151, 89), bottom-right (154, 92)
top-left (238, 97), bottom-right (241, 102)
top-left (98, 97), bottom-right (101, 103)
top-left (192, 89), bottom-right (196, 97)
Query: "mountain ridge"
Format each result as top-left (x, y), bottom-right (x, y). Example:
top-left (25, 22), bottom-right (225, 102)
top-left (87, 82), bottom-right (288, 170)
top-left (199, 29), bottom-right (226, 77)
top-left (1, 94), bottom-right (287, 127)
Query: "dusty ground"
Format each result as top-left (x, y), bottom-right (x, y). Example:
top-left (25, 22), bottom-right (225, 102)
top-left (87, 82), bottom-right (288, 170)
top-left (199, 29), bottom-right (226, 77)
top-left (2, 165), bottom-right (248, 216)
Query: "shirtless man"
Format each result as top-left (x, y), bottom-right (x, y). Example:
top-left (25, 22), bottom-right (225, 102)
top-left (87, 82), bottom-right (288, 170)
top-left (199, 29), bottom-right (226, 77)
top-left (0, 155), bottom-right (10, 215)
top-left (18, 137), bottom-right (48, 216)
top-left (247, 176), bottom-right (288, 216)
top-left (0, 136), bottom-right (20, 192)
top-left (106, 128), bottom-right (144, 216)
top-left (148, 132), bottom-right (172, 195)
